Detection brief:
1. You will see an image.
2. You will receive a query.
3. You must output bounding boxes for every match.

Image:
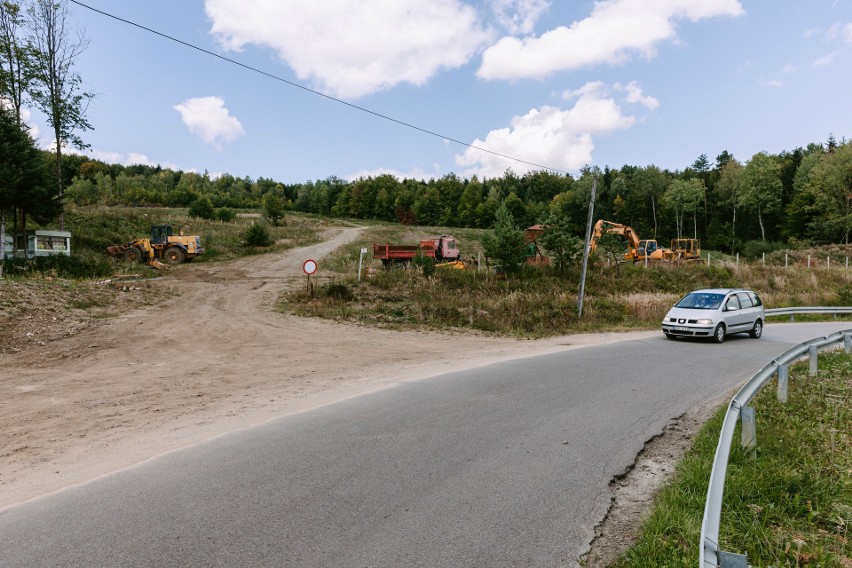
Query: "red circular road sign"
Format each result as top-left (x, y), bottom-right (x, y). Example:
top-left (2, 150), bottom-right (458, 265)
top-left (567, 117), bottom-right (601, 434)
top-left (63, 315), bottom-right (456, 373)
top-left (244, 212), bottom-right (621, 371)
top-left (303, 259), bottom-right (317, 275)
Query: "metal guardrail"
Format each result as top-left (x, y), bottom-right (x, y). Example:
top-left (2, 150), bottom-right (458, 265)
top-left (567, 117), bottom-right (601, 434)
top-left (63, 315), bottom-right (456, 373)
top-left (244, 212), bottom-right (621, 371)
top-left (765, 306), bottom-right (852, 320)
top-left (700, 322), bottom-right (852, 567)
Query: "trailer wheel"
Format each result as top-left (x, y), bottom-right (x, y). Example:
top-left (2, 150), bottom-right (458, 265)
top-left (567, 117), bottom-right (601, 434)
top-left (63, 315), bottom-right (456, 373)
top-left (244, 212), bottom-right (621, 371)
top-left (164, 246), bottom-right (186, 264)
top-left (123, 247), bottom-right (143, 263)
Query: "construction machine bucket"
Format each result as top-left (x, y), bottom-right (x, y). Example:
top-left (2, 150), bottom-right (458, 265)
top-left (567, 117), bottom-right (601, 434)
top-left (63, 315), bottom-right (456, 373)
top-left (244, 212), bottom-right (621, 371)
top-left (105, 245), bottom-right (126, 258)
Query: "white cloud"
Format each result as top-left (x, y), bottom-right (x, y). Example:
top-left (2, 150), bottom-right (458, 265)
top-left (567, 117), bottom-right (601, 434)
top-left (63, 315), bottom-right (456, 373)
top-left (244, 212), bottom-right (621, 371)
top-left (455, 81), bottom-right (642, 178)
top-left (763, 79), bottom-right (785, 88)
top-left (346, 166), bottom-right (440, 182)
top-left (174, 96), bottom-right (245, 150)
top-left (781, 63), bottom-right (799, 74)
top-left (618, 80), bottom-right (659, 109)
top-left (86, 149), bottom-right (182, 170)
top-left (478, 0), bottom-right (744, 80)
top-left (812, 53), bottom-right (835, 67)
top-left (488, 0), bottom-right (550, 35)
top-left (205, 0), bottom-right (492, 99)
top-left (826, 22), bottom-right (852, 43)
top-left (1, 99), bottom-right (41, 139)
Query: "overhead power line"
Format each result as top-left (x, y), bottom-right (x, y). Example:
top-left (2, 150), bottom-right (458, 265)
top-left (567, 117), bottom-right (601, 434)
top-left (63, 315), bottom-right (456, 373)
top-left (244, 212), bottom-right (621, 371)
top-left (69, 0), bottom-right (569, 176)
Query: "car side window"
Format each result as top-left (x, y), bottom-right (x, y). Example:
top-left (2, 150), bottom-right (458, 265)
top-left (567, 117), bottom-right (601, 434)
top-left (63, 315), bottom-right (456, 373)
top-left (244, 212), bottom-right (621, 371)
top-left (737, 292), bottom-right (753, 308)
top-left (749, 292), bottom-right (762, 306)
top-left (725, 296), bottom-right (740, 311)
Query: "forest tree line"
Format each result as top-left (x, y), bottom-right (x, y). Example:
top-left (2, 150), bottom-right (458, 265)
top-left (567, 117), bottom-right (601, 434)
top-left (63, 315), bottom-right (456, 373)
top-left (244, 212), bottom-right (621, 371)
top-left (57, 135), bottom-right (851, 253)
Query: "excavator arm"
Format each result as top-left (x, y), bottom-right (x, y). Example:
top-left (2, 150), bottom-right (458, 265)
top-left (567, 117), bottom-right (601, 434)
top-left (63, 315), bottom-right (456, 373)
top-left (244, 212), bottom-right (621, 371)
top-left (590, 220), bottom-right (641, 256)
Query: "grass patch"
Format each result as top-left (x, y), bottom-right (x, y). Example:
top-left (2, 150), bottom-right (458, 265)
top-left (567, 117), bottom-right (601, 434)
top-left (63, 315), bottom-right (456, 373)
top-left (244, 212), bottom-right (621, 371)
top-left (611, 351), bottom-right (852, 567)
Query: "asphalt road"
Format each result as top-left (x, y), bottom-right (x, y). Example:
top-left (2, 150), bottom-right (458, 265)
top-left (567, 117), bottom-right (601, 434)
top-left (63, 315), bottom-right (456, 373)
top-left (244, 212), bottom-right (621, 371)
top-left (1, 322), bottom-right (849, 568)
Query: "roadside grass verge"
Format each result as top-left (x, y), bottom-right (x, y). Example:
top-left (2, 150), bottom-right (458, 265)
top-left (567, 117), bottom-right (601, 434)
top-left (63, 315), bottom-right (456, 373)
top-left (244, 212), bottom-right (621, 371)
top-left (280, 225), bottom-right (852, 337)
top-left (610, 350), bottom-right (852, 567)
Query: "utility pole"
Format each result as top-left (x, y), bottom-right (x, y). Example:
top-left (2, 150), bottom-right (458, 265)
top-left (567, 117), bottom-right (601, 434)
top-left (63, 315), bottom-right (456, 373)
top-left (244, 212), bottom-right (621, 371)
top-left (577, 175), bottom-right (597, 318)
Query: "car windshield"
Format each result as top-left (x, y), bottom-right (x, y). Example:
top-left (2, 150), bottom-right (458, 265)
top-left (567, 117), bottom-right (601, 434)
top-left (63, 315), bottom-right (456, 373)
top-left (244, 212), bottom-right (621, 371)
top-left (675, 292), bottom-right (724, 310)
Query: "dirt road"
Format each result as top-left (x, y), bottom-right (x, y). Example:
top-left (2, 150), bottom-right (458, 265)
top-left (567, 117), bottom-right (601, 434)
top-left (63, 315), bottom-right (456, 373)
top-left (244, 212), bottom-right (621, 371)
top-left (0, 227), bottom-right (652, 510)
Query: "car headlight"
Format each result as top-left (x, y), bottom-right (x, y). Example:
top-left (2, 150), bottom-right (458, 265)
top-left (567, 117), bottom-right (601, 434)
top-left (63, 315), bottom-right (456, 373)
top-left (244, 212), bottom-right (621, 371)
top-left (696, 319), bottom-right (713, 325)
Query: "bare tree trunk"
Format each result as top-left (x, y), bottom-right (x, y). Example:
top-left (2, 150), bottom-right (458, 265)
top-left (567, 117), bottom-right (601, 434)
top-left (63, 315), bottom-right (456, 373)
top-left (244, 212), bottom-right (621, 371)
top-left (732, 203), bottom-right (736, 250)
top-left (694, 209), bottom-right (698, 240)
top-left (651, 195), bottom-right (657, 239)
top-left (0, 209), bottom-right (6, 276)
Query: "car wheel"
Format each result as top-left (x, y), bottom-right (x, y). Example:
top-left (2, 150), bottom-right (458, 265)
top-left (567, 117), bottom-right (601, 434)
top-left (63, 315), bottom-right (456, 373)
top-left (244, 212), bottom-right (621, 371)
top-left (749, 319), bottom-right (763, 339)
top-left (713, 323), bottom-right (726, 343)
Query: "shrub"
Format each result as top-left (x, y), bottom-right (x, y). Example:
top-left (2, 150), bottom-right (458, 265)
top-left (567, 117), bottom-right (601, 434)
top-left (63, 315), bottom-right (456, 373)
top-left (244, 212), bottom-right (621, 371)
top-left (2, 254), bottom-right (113, 278)
top-left (412, 250), bottom-right (435, 277)
top-left (741, 239), bottom-right (783, 260)
top-left (188, 196), bottom-right (216, 220)
top-left (215, 207), bottom-right (236, 222)
top-left (323, 282), bottom-right (354, 301)
top-left (835, 285), bottom-right (852, 306)
top-left (244, 222), bottom-right (273, 247)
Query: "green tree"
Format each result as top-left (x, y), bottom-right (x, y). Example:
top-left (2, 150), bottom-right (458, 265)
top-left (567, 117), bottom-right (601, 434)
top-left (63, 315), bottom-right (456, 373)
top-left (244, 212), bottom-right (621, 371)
top-left (595, 231), bottom-right (625, 270)
top-left (261, 191), bottom-right (286, 225)
top-left (26, 0), bottom-right (93, 230)
top-left (714, 158), bottom-right (743, 250)
top-left (800, 143), bottom-right (852, 243)
top-left (456, 176), bottom-right (484, 227)
top-left (0, 106), bottom-right (59, 259)
top-left (481, 201), bottom-right (526, 275)
top-left (739, 152), bottom-right (783, 241)
top-left (503, 191), bottom-right (527, 228)
top-left (538, 213), bottom-right (583, 276)
top-left (664, 179), bottom-right (703, 239)
top-left (412, 187), bottom-right (442, 226)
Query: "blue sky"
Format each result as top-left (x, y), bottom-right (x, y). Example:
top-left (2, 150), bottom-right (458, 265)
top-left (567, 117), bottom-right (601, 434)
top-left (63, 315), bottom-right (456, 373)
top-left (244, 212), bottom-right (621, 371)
top-left (26, 0), bottom-right (852, 183)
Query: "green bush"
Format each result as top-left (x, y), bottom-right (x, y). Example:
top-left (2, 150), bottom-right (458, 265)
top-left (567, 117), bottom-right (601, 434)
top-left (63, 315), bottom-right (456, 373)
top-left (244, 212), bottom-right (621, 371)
top-left (741, 239), bottom-right (783, 260)
top-left (412, 250), bottom-right (435, 277)
top-left (244, 222), bottom-right (273, 247)
top-left (2, 254), bottom-right (113, 278)
top-left (834, 285), bottom-right (852, 306)
top-left (323, 282), bottom-right (354, 301)
top-left (215, 207), bottom-right (236, 222)
top-left (188, 196), bottom-right (216, 220)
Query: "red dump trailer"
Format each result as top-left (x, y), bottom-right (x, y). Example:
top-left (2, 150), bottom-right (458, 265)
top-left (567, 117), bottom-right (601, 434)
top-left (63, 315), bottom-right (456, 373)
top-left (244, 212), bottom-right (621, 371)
top-left (372, 236), bottom-right (460, 267)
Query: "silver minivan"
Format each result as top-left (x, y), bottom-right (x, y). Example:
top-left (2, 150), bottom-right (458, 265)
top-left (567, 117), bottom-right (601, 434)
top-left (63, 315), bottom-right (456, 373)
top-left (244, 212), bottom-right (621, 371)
top-left (661, 288), bottom-right (765, 343)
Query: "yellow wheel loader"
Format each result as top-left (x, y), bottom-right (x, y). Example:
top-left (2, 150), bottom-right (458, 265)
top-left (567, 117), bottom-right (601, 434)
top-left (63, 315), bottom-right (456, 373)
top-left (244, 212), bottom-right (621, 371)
top-left (107, 224), bottom-right (204, 268)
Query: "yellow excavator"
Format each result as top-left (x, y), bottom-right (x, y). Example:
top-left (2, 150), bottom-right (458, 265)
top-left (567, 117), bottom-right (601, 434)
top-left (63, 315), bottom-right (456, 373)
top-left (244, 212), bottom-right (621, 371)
top-left (107, 224), bottom-right (204, 268)
top-left (590, 220), bottom-right (701, 263)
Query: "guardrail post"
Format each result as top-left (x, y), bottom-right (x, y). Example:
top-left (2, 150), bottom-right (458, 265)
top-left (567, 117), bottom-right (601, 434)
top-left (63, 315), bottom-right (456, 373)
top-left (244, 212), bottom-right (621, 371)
top-left (741, 406), bottom-right (757, 457)
top-left (777, 365), bottom-right (788, 402)
top-left (809, 345), bottom-right (818, 376)
top-left (844, 333), bottom-right (851, 354)
top-left (789, 313), bottom-right (795, 322)
top-left (719, 551), bottom-right (749, 567)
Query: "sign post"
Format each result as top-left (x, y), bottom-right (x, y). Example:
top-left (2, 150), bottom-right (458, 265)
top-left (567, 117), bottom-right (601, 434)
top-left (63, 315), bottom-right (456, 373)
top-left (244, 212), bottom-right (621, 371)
top-left (358, 247), bottom-right (368, 282)
top-left (303, 259), bottom-right (317, 298)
